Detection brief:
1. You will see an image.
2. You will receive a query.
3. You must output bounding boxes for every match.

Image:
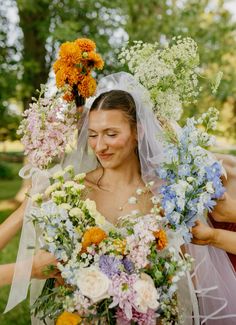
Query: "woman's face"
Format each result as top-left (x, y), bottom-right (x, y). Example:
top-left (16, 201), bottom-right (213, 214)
top-left (88, 109), bottom-right (137, 169)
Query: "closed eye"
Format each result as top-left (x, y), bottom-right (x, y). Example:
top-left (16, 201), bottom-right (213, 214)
top-left (88, 134), bottom-right (97, 138)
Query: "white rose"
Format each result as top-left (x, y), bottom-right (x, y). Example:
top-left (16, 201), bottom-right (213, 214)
top-left (206, 182), bottom-right (214, 194)
top-left (76, 266), bottom-right (111, 303)
top-left (133, 273), bottom-right (159, 313)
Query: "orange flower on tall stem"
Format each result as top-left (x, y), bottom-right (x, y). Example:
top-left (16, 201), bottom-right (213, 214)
top-left (53, 38), bottom-right (104, 106)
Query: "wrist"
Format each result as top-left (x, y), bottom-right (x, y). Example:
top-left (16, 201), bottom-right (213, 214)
top-left (210, 228), bottom-right (219, 246)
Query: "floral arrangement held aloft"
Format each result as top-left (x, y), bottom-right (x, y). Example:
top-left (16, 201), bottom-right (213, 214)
top-left (30, 165), bottom-right (192, 325)
top-left (119, 37), bottom-right (200, 121)
top-left (17, 85), bottom-right (78, 169)
top-left (158, 107), bottom-right (225, 242)
top-left (53, 38), bottom-right (104, 106)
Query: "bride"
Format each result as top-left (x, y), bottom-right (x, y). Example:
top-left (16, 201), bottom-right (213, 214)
top-left (4, 72), bottom-right (236, 324)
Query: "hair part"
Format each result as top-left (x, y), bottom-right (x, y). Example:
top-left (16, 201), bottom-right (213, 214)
top-left (90, 90), bottom-right (137, 128)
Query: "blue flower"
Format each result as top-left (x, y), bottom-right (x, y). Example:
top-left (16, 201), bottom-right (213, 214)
top-left (122, 257), bottom-right (134, 274)
top-left (205, 162), bottom-right (222, 181)
top-left (99, 255), bottom-right (122, 278)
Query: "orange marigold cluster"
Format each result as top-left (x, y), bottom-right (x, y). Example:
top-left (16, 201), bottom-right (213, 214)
top-left (153, 229), bottom-right (168, 250)
top-left (82, 227), bottom-right (107, 252)
top-left (56, 311), bottom-right (81, 325)
top-left (53, 38), bottom-right (104, 102)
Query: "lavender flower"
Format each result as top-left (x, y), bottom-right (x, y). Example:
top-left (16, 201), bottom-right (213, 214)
top-left (99, 255), bottom-right (123, 278)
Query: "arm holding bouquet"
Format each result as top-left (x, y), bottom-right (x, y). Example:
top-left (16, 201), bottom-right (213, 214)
top-left (192, 220), bottom-right (236, 255)
top-left (0, 250), bottom-right (58, 287)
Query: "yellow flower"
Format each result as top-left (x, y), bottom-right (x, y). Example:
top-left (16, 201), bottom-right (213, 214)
top-left (82, 227), bottom-right (107, 252)
top-left (56, 311), bottom-right (81, 325)
top-left (75, 38), bottom-right (96, 52)
top-left (153, 229), bottom-right (168, 250)
top-left (78, 74), bottom-right (96, 98)
top-left (113, 239), bottom-right (127, 254)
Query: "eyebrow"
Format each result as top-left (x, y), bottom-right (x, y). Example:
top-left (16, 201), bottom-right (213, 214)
top-left (88, 127), bottom-right (121, 132)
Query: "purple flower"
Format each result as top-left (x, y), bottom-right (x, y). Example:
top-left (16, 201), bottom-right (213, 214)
top-left (122, 258), bottom-right (134, 274)
top-left (99, 255), bottom-right (122, 278)
top-left (205, 162), bottom-right (222, 181)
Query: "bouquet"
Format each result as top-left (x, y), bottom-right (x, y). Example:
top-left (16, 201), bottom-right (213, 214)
top-left (158, 107), bottom-right (225, 242)
top-left (17, 85), bottom-right (78, 169)
top-left (119, 37), bottom-right (199, 121)
top-left (30, 165), bottom-right (192, 325)
top-left (53, 38), bottom-right (104, 106)
top-left (18, 38), bottom-right (104, 169)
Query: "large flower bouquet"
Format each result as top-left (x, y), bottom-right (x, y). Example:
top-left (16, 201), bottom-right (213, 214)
top-left (30, 166), bottom-right (192, 325)
top-left (158, 108), bottom-right (225, 242)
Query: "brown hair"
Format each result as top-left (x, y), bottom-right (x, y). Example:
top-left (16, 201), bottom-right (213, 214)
top-left (90, 90), bottom-right (137, 128)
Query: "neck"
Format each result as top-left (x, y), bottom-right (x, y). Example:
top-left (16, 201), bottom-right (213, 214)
top-left (100, 155), bottom-right (141, 190)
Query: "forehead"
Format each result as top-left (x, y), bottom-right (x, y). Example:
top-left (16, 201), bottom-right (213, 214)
top-left (88, 109), bottom-right (130, 130)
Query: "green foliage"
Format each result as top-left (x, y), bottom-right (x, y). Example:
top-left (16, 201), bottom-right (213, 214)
top-left (1, 0), bottom-right (236, 144)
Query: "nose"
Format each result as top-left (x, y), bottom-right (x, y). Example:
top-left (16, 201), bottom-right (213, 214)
top-left (95, 135), bottom-right (108, 153)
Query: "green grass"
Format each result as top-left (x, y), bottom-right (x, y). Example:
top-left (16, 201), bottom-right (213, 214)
top-left (0, 160), bottom-right (31, 324)
top-left (0, 161), bottom-right (23, 200)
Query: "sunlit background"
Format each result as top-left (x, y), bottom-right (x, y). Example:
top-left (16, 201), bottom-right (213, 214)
top-left (0, 0), bottom-right (236, 323)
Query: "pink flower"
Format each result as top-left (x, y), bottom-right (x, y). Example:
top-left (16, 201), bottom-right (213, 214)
top-left (109, 273), bottom-right (138, 320)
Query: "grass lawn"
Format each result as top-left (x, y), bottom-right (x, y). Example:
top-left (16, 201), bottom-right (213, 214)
top-left (0, 160), bottom-right (31, 325)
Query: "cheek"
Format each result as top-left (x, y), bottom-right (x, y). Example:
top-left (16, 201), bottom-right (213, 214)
top-left (111, 135), bottom-right (135, 151)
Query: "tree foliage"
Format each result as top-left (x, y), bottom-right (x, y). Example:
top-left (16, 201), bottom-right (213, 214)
top-left (0, 0), bottom-right (236, 140)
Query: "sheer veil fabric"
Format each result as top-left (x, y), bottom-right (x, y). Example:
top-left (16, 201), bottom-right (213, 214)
top-left (5, 72), bottom-right (236, 324)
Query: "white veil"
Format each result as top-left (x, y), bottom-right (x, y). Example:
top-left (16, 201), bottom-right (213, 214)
top-left (5, 72), bottom-right (236, 324)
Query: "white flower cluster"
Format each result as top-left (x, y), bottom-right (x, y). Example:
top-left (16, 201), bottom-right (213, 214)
top-left (119, 37), bottom-right (200, 121)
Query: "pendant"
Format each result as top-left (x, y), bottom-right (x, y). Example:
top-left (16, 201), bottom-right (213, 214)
top-left (119, 206), bottom-right (123, 211)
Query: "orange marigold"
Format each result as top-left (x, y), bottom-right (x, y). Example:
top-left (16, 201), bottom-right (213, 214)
top-left (56, 311), bottom-right (81, 325)
top-left (83, 51), bottom-right (104, 70)
top-left (78, 74), bottom-right (96, 98)
top-left (82, 227), bottom-right (107, 251)
top-left (75, 38), bottom-right (96, 52)
top-left (55, 68), bottom-right (67, 88)
top-left (153, 229), bottom-right (168, 250)
top-left (59, 41), bottom-right (82, 66)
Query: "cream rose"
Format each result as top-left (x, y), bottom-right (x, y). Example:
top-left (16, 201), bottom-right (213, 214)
top-left (133, 273), bottom-right (159, 313)
top-left (76, 266), bottom-right (111, 303)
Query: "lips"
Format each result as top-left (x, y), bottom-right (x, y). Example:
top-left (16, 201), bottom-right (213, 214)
top-left (98, 153), bottom-right (113, 160)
